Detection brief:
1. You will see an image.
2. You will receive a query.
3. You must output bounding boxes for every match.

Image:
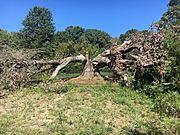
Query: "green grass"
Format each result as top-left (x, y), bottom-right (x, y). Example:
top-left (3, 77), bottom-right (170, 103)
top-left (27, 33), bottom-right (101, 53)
top-left (0, 83), bottom-right (179, 135)
top-left (38, 71), bottom-right (113, 82)
top-left (38, 72), bottom-right (81, 81)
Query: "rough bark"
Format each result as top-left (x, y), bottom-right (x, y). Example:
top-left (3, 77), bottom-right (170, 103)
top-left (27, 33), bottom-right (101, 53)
top-left (80, 53), bottom-right (95, 79)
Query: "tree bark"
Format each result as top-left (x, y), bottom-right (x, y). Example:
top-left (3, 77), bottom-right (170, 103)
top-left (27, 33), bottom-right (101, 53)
top-left (79, 53), bottom-right (95, 79)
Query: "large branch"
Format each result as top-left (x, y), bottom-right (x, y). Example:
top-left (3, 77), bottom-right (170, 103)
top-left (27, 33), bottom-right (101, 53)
top-left (33, 60), bottom-right (61, 65)
top-left (50, 54), bottom-right (86, 79)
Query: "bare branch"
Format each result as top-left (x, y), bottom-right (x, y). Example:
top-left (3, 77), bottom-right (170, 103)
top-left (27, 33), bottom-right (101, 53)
top-left (50, 54), bottom-right (86, 79)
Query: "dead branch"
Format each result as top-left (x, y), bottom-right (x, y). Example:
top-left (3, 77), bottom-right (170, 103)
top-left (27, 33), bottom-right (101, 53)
top-left (50, 54), bottom-right (86, 79)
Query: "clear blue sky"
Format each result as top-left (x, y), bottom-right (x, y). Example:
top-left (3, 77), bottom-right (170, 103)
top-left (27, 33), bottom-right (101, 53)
top-left (0, 0), bottom-right (168, 37)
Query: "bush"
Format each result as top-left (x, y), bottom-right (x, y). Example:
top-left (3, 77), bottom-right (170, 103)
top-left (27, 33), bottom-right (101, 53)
top-left (136, 82), bottom-right (164, 98)
top-left (154, 91), bottom-right (180, 117)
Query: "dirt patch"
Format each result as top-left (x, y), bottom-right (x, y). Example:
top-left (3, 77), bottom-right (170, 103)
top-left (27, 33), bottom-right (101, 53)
top-left (67, 76), bottom-right (107, 84)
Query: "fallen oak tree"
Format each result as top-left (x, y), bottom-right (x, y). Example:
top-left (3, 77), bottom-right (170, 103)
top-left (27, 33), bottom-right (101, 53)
top-left (32, 41), bottom-right (136, 83)
top-left (38, 25), bottom-right (164, 85)
top-left (0, 24), bottom-right (165, 96)
top-left (33, 29), bottom-right (164, 86)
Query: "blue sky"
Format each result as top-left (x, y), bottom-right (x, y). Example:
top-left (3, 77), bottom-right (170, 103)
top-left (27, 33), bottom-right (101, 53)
top-left (0, 0), bottom-right (168, 37)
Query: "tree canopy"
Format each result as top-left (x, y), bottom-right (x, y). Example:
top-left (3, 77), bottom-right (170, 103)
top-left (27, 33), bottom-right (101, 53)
top-left (53, 26), bottom-right (111, 50)
top-left (85, 29), bottom-right (111, 49)
top-left (118, 29), bottom-right (139, 43)
top-left (159, 0), bottom-right (180, 27)
top-left (20, 6), bottom-right (55, 48)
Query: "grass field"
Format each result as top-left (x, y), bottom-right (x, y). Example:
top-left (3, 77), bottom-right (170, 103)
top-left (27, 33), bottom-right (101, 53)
top-left (0, 81), bottom-right (179, 134)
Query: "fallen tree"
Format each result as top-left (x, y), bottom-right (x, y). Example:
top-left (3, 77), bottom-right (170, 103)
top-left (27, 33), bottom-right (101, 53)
top-left (33, 29), bottom-right (164, 85)
top-left (32, 27), bottom-right (163, 85)
top-left (39, 25), bottom-right (164, 85)
top-left (0, 24), bottom-right (165, 96)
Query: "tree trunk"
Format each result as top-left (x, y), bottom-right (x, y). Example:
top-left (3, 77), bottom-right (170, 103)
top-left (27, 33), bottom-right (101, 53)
top-left (79, 53), bottom-right (95, 79)
top-left (68, 53), bottom-right (105, 84)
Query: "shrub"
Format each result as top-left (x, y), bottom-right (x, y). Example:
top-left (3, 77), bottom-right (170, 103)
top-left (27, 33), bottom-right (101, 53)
top-left (154, 91), bottom-right (180, 117)
top-left (137, 82), bottom-right (164, 98)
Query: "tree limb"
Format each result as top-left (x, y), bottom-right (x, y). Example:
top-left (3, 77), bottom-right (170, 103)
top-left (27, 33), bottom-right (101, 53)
top-left (50, 54), bottom-right (86, 79)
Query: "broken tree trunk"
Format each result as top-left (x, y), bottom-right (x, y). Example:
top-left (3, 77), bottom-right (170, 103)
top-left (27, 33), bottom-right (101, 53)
top-left (67, 53), bottom-right (105, 84)
top-left (79, 53), bottom-right (95, 79)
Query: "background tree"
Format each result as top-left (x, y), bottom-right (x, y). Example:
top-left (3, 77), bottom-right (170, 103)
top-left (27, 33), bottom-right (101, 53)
top-left (20, 6), bottom-right (55, 48)
top-left (0, 29), bottom-right (11, 48)
top-left (0, 29), bottom-right (20, 49)
top-left (53, 27), bottom-right (111, 54)
top-left (118, 29), bottom-right (139, 43)
top-left (85, 29), bottom-right (111, 50)
top-left (53, 31), bottom-right (69, 44)
top-left (52, 26), bottom-right (85, 47)
top-left (65, 26), bottom-right (85, 43)
top-left (159, 0), bottom-right (180, 27)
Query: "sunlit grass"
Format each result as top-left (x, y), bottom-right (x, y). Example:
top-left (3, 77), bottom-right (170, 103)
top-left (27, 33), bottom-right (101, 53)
top-left (0, 83), bottom-right (179, 134)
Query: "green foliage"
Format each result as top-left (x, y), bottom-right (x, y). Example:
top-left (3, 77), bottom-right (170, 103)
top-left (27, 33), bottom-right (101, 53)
top-left (65, 26), bottom-right (85, 43)
top-left (53, 27), bottom-right (111, 52)
top-left (53, 26), bottom-right (85, 45)
top-left (133, 67), bottom-right (163, 94)
top-left (9, 32), bottom-right (21, 48)
top-left (0, 29), bottom-right (20, 49)
top-left (61, 63), bottom-right (84, 74)
top-left (53, 31), bottom-right (69, 44)
top-left (20, 6), bottom-right (55, 48)
top-left (118, 29), bottom-right (139, 43)
top-left (85, 29), bottom-right (111, 50)
top-left (53, 41), bottom-right (76, 58)
top-left (154, 91), bottom-right (180, 117)
top-left (159, 0), bottom-right (180, 27)
top-left (0, 29), bottom-right (11, 47)
top-left (162, 25), bottom-right (180, 92)
top-left (137, 82), bottom-right (164, 98)
top-left (53, 38), bottom-right (100, 60)
top-left (29, 46), bottom-right (56, 60)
